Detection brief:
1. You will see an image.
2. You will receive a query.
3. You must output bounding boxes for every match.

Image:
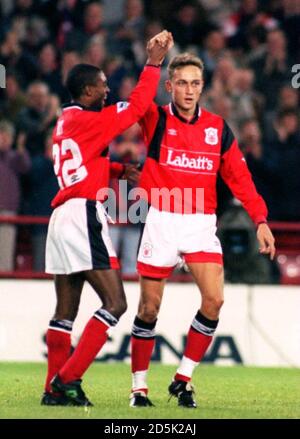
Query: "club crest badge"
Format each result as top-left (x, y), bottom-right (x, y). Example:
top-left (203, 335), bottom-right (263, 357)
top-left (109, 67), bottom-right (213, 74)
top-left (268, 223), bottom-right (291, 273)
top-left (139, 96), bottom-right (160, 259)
top-left (204, 127), bottom-right (218, 145)
top-left (142, 242), bottom-right (152, 258)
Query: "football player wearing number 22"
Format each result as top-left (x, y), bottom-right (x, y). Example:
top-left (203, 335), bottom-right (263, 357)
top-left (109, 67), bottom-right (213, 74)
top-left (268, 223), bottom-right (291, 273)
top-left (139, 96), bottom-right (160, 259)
top-left (41, 31), bottom-right (174, 407)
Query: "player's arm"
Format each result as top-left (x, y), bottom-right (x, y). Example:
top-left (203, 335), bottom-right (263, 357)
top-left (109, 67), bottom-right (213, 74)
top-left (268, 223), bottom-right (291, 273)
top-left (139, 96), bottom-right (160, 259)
top-left (138, 102), bottom-right (160, 146)
top-left (95, 31), bottom-right (173, 146)
top-left (219, 121), bottom-right (275, 259)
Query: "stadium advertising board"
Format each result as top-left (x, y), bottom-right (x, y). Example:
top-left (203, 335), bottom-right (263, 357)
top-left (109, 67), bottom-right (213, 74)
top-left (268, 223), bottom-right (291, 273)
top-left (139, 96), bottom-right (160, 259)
top-left (0, 281), bottom-right (299, 367)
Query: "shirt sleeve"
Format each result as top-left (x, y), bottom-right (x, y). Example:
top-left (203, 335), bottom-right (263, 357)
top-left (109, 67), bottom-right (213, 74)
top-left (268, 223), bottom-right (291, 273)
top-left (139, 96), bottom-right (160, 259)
top-left (85, 66), bottom-right (161, 149)
top-left (138, 101), bottom-right (159, 145)
top-left (219, 120), bottom-right (268, 225)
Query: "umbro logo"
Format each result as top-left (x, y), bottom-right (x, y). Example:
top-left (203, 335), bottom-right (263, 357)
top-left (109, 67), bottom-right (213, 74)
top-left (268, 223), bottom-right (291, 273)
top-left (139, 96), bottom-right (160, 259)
top-left (168, 129), bottom-right (177, 136)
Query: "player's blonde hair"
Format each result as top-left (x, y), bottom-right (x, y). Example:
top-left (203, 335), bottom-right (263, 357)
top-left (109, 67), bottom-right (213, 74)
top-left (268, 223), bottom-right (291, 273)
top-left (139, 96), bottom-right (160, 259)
top-left (167, 53), bottom-right (204, 79)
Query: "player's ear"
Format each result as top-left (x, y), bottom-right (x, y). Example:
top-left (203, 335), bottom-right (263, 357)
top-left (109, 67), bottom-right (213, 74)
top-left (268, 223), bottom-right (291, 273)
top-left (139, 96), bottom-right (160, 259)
top-left (165, 79), bottom-right (172, 93)
top-left (85, 84), bottom-right (93, 97)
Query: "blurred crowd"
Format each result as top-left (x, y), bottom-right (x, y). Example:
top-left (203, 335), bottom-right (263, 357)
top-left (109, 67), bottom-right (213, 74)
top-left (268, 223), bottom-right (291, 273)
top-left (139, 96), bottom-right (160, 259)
top-left (0, 0), bottom-right (299, 276)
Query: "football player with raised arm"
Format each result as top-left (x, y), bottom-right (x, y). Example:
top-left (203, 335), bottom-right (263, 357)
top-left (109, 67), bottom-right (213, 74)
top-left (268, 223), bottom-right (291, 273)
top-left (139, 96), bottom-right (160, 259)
top-left (129, 53), bottom-right (275, 408)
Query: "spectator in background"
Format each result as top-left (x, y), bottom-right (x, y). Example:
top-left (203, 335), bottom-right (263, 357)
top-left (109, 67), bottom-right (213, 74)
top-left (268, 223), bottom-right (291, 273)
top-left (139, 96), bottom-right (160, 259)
top-left (111, 0), bottom-right (146, 64)
top-left (230, 67), bottom-right (263, 127)
top-left (0, 121), bottom-right (31, 271)
top-left (270, 110), bottom-right (300, 221)
top-left (0, 29), bottom-right (39, 88)
top-left (37, 42), bottom-right (65, 98)
top-left (223, 0), bottom-right (277, 50)
top-left (0, 71), bottom-right (26, 123)
top-left (199, 29), bottom-right (226, 85)
top-left (117, 75), bottom-right (136, 102)
top-left (109, 123), bottom-right (146, 276)
top-left (21, 16), bottom-right (50, 56)
top-left (54, 0), bottom-right (86, 48)
top-left (24, 131), bottom-right (58, 271)
top-left (244, 23), bottom-right (267, 64)
top-left (273, 0), bottom-right (300, 62)
top-left (250, 29), bottom-right (292, 110)
top-left (168, 1), bottom-right (211, 50)
top-left (208, 56), bottom-right (238, 97)
top-left (102, 0), bottom-right (125, 27)
top-left (8, 0), bottom-right (36, 20)
top-left (263, 84), bottom-right (299, 144)
top-left (61, 49), bottom-right (81, 85)
top-left (239, 118), bottom-right (279, 220)
top-left (64, 1), bottom-right (106, 51)
top-left (103, 55), bottom-right (130, 104)
top-left (116, 0), bottom-right (146, 42)
top-left (16, 80), bottom-right (59, 156)
top-left (143, 0), bottom-right (179, 24)
top-left (82, 35), bottom-right (107, 68)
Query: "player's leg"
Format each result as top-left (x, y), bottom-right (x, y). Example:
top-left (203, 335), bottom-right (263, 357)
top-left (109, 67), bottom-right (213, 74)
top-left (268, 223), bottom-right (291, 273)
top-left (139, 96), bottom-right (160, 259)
top-left (130, 207), bottom-right (178, 407)
top-left (52, 268), bottom-right (127, 405)
top-left (169, 262), bottom-right (224, 407)
top-left (42, 273), bottom-right (84, 405)
top-left (130, 276), bottom-right (166, 406)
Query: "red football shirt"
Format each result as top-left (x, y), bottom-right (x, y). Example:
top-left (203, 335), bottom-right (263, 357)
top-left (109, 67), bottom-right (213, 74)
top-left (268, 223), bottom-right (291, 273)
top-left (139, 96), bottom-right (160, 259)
top-left (139, 102), bottom-right (267, 225)
top-left (51, 66), bottom-right (160, 208)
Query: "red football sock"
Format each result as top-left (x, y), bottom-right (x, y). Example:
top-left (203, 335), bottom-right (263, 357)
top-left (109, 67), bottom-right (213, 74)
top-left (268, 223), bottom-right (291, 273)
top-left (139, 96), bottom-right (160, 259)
top-left (174, 329), bottom-right (213, 383)
top-left (183, 327), bottom-right (212, 363)
top-left (45, 329), bottom-right (71, 392)
top-left (130, 316), bottom-right (157, 394)
top-left (131, 336), bottom-right (155, 373)
top-left (59, 317), bottom-right (109, 383)
top-left (175, 311), bottom-right (218, 382)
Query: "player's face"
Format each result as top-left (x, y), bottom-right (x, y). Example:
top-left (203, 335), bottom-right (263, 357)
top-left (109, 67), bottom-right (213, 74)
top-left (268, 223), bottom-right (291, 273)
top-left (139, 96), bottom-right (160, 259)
top-left (166, 65), bottom-right (204, 115)
top-left (89, 71), bottom-right (110, 110)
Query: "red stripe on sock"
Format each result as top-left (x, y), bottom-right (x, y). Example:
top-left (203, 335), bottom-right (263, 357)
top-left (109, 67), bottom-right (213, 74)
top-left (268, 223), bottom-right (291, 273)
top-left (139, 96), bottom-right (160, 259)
top-left (45, 329), bottom-right (71, 392)
top-left (131, 336), bottom-right (155, 373)
top-left (184, 327), bottom-right (213, 362)
top-left (59, 317), bottom-right (109, 383)
top-left (174, 373), bottom-right (191, 383)
top-left (131, 388), bottom-right (148, 395)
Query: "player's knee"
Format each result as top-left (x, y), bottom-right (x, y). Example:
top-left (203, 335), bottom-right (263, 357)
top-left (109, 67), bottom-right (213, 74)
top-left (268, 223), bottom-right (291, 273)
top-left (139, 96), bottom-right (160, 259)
top-left (106, 298), bottom-right (127, 320)
top-left (214, 296), bottom-right (224, 311)
top-left (139, 303), bottom-right (159, 323)
top-left (204, 295), bottom-right (224, 313)
top-left (117, 298), bottom-right (128, 317)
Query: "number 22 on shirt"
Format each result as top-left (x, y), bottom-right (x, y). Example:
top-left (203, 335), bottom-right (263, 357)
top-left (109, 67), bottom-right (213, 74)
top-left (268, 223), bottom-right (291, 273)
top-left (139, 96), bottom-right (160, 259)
top-left (53, 138), bottom-right (88, 189)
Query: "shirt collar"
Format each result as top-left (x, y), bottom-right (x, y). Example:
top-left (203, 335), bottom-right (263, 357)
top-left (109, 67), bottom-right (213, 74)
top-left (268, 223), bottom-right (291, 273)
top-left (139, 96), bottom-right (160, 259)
top-left (170, 102), bottom-right (201, 124)
top-left (62, 102), bottom-right (101, 112)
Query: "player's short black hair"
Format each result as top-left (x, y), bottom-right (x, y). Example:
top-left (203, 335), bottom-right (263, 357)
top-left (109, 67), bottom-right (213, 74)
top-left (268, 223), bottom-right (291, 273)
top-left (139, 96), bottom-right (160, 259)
top-left (66, 64), bottom-right (101, 100)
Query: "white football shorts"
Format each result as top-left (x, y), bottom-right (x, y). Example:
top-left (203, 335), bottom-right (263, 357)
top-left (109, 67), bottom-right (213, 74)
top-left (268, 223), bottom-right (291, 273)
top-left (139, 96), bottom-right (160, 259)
top-left (46, 198), bottom-right (119, 274)
top-left (137, 206), bottom-right (223, 279)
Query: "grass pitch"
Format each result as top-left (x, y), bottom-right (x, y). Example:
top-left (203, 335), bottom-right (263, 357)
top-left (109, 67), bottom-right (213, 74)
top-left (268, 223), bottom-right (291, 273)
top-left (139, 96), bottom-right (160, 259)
top-left (0, 362), bottom-right (299, 419)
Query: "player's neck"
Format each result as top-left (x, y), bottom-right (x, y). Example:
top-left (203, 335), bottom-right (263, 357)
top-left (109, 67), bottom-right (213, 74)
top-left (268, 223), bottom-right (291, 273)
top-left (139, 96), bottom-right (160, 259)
top-left (73, 98), bottom-right (102, 111)
top-left (76, 98), bottom-right (92, 108)
top-left (173, 102), bottom-right (197, 121)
